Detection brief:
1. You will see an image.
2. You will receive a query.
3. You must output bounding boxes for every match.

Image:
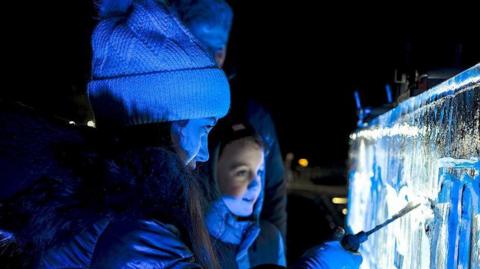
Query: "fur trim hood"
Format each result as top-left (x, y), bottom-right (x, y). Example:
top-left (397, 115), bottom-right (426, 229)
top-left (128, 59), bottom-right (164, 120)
top-left (0, 103), bottom-right (200, 268)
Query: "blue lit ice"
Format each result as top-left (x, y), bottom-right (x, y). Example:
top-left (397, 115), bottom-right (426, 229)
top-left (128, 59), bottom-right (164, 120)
top-left (347, 64), bottom-right (480, 269)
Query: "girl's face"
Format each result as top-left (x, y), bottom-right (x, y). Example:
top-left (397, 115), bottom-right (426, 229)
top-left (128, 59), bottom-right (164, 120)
top-left (171, 118), bottom-right (217, 169)
top-left (216, 138), bottom-right (264, 217)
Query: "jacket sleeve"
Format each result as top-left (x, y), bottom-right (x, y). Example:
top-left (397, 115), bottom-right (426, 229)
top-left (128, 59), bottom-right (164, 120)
top-left (90, 219), bottom-right (202, 269)
top-left (248, 221), bottom-right (287, 268)
top-left (288, 241), bottom-right (363, 269)
top-left (247, 101), bottom-right (287, 241)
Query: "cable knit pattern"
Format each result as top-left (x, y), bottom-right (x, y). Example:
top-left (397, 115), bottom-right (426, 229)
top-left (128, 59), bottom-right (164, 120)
top-left (88, 0), bottom-right (230, 127)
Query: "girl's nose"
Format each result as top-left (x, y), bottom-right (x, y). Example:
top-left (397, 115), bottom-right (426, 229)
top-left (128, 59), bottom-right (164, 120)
top-left (247, 175), bottom-right (261, 194)
top-left (196, 135), bottom-right (210, 163)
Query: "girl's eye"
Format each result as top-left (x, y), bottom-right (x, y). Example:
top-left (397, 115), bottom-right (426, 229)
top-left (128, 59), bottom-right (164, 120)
top-left (235, 170), bottom-right (248, 178)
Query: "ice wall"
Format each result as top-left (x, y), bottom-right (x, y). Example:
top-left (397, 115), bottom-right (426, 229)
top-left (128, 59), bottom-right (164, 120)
top-left (347, 64), bottom-right (480, 269)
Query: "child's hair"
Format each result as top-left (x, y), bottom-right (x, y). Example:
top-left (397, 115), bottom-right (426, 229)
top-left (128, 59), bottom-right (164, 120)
top-left (209, 119), bottom-right (264, 157)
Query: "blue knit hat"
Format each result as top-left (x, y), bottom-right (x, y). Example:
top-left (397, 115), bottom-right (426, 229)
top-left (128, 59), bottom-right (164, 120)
top-left (88, 0), bottom-right (231, 127)
top-left (171, 0), bottom-right (233, 56)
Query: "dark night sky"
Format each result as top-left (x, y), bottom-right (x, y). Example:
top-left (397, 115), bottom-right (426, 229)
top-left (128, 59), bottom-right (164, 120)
top-left (3, 1), bottom-right (479, 167)
top-left (226, 2), bottom-right (479, 166)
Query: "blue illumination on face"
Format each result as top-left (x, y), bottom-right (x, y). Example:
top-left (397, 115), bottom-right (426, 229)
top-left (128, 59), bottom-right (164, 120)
top-left (216, 138), bottom-right (265, 217)
top-left (171, 118), bottom-right (217, 168)
top-left (222, 168), bottom-right (263, 217)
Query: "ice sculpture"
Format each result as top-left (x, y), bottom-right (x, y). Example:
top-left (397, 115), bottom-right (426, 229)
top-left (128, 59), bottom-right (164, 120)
top-left (347, 64), bottom-right (480, 269)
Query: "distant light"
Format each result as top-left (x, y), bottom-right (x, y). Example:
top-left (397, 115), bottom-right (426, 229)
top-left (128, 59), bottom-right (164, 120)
top-left (68, 121), bottom-right (76, 125)
top-left (87, 120), bottom-right (96, 128)
top-left (342, 208), bottom-right (348, 215)
top-left (332, 197), bottom-right (348, 204)
top-left (298, 158), bottom-right (309, 167)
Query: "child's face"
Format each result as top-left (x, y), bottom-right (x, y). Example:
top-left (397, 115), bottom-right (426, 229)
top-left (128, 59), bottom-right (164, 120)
top-left (216, 138), bottom-right (264, 217)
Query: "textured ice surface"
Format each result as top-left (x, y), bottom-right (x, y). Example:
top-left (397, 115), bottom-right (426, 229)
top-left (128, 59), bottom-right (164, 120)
top-left (347, 64), bottom-right (480, 269)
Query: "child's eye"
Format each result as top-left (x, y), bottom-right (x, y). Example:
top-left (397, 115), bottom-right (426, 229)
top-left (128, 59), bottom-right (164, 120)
top-left (235, 170), bottom-right (248, 177)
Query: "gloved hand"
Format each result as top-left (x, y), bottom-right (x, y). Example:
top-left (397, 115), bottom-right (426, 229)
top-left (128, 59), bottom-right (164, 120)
top-left (293, 241), bottom-right (363, 269)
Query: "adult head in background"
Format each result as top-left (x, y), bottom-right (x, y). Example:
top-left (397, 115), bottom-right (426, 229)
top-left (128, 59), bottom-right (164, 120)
top-left (171, 0), bottom-right (233, 67)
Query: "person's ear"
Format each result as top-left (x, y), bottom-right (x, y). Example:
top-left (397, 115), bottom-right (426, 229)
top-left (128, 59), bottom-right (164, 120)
top-left (215, 48), bottom-right (227, 68)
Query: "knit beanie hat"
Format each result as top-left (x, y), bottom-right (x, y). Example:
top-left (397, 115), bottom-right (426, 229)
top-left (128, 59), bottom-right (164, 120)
top-left (171, 0), bottom-right (233, 56)
top-left (88, 0), bottom-right (231, 128)
top-left (208, 117), bottom-right (264, 171)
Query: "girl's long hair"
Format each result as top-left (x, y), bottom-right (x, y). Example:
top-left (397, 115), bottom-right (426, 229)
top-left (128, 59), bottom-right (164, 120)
top-left (101, 123), bottom-right (220, 269)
